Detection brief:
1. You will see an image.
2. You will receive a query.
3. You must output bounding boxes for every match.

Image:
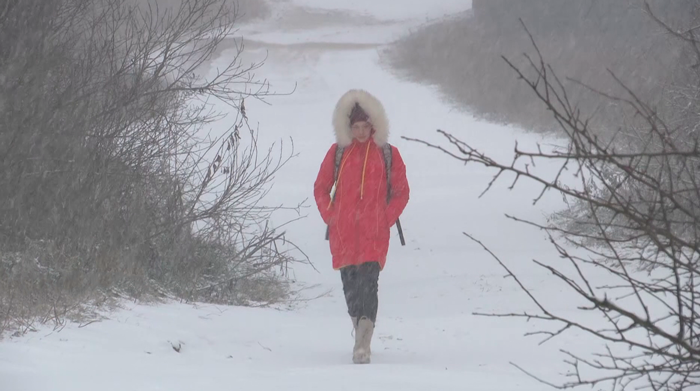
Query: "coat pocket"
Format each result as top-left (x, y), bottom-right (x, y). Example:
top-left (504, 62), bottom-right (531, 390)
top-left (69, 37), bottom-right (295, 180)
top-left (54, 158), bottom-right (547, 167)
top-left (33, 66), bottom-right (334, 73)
top-left (329, 207), bottom-right (340, 226)
top-left (384, 209), bottom-right (393, 228)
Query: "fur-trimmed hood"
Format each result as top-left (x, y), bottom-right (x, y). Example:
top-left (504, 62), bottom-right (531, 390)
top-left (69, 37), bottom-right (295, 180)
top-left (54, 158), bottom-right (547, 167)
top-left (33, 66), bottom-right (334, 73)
top-left (332, 89), bottom-right (389, 148)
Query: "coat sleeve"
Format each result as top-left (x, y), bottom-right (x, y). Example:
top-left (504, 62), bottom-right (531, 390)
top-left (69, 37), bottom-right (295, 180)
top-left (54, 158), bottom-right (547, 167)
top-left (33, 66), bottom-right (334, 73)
top-left (314, 144), bottom-right (338, 225)
top-left (386, 146), bottom-right (410, 226)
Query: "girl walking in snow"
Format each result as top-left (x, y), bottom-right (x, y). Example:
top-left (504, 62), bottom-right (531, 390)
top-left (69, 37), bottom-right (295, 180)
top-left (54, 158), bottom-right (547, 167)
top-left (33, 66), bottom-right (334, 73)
top-left (314, 89), bottom-right (410, 364)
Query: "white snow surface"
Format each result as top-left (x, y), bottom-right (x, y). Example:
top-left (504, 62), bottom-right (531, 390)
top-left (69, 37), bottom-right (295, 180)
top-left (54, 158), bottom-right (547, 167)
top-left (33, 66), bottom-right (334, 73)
top-left (1, 1), bottom-right (610, 390)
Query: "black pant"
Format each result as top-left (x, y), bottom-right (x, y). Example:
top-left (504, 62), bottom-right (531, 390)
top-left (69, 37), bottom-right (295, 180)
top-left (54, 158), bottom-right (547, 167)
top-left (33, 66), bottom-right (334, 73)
top-left (340, 261), bottom-right (380, 324)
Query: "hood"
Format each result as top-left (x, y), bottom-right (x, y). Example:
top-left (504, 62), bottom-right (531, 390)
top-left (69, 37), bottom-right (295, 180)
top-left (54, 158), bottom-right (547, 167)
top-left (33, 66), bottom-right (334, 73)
top-left (332, 89), bottom-right (389, 148)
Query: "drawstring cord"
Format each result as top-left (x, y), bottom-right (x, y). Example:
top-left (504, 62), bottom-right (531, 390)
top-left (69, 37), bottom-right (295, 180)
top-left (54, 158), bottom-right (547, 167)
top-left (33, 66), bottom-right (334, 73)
top-left (360, 141), bottom-right (371, 200)
top-left (327, 140), bottom-right (371, 209)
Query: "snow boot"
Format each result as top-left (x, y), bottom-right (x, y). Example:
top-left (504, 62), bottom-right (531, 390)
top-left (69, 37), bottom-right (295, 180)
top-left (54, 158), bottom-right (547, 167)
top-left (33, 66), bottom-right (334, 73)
top-left (352, 316), bottom-right (374, 364)
top-left (352, 317), bottom-right (362, 360)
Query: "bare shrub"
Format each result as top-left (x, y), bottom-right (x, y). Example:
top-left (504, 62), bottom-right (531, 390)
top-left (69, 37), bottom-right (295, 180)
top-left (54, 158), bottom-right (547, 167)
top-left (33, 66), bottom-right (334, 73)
top-left (403, 4), bottom-right (700, 390)
top-left (0, 0), bottom-right (303, 337)
top-left (124, 0), bottom-right (271, 23)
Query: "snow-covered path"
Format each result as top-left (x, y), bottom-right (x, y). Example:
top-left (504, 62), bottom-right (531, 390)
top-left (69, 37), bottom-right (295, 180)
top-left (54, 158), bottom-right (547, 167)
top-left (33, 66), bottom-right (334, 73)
top-left (1, 1), bottom-right (596, 390)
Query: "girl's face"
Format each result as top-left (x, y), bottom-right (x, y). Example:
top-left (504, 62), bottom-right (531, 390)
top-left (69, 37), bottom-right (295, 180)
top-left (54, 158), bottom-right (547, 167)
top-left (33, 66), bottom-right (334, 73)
top-left (351, 121), bottom-right (372, 142)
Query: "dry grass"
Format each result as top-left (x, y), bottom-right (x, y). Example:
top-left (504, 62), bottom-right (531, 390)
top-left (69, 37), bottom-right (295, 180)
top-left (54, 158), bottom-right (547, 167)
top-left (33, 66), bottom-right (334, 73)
top-left (384, 0), bottom-right (694, 135)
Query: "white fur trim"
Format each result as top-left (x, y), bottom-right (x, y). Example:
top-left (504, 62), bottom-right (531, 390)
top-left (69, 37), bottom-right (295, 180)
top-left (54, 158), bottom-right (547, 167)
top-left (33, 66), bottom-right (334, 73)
top-left (332, 89), bottom-right (389, 147)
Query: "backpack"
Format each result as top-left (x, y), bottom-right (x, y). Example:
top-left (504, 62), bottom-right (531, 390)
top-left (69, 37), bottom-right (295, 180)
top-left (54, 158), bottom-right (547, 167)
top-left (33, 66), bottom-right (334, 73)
top-left (325, 143), bottom-right (406, 245)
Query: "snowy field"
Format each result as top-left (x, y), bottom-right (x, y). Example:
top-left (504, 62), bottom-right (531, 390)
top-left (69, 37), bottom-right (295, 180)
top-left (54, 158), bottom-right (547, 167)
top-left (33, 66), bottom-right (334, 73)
top-left (1, 1), bottom-right (605, 390)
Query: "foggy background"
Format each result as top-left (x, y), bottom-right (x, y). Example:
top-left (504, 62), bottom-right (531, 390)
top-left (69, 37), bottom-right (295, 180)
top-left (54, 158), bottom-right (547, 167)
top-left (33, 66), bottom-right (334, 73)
top-left (3, 1), bottom-right (700, 389)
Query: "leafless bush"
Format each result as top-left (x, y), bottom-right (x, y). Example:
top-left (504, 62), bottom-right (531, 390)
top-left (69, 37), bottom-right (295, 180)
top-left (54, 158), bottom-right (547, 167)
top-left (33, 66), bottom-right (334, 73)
top-left (403, 4), bottom-right (700, 390)
top-left (0, 0), bottom-right (303, 337)
top-left (124, 0), bottom-right (271, 23)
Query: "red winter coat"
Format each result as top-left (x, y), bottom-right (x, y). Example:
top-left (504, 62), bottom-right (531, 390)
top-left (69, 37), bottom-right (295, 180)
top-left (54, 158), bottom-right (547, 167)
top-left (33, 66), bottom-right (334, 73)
top-left (314, 138), bottom-right (410, 270)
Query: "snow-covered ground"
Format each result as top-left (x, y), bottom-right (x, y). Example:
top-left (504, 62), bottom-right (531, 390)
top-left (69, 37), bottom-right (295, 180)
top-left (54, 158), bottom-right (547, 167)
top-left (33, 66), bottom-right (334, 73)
top-left (1, 1), bottom-right (603, 390)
